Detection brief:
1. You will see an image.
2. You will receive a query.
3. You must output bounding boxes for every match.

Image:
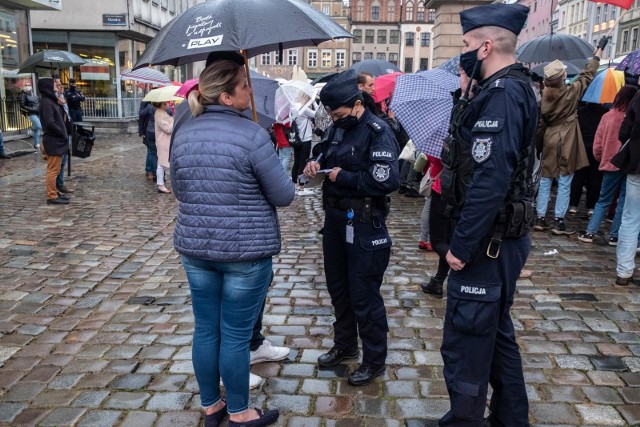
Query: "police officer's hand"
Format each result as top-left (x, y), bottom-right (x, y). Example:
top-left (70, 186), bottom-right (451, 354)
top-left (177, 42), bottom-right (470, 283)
top-left (328, 167), bottom-right (341, 182)
top-left (304, 161), bottom-right (320, 178)
top-left (446, 250), bottom-right (466, 271)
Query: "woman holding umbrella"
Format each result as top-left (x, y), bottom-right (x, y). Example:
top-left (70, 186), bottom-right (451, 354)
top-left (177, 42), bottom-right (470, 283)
top-left (170, 58), bottom-right (293, 427)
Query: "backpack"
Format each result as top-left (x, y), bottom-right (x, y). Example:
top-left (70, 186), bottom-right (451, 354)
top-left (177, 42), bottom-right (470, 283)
top-left (285, 120), bottom-right (303, 148)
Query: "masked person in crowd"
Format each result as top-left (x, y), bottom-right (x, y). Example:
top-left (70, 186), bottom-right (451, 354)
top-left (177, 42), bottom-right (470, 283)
top-left (64, 78), bottom-right (85, 123)
top-left (304, 69), bottom-right (400, 387)
top-left (19, 80), bottom-right (41, 149)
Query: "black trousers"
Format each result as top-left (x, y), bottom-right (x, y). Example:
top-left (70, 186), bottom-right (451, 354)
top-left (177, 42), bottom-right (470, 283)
top-left (291, 140), bottom-right (312, 183)
top-left (69, 108), bottom-right (83, 124)
top-left (569, 150), bottom-right (603, 210)
top-left (440, 236), bottom-right (530, 427)
top-left (322, 206), bottom-right (391, 368)
top-left (429, 192), bottom-right (452, 282)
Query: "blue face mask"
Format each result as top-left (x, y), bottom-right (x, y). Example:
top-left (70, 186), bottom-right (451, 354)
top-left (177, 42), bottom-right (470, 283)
top-left (460, 46), bottom-right (483, 81)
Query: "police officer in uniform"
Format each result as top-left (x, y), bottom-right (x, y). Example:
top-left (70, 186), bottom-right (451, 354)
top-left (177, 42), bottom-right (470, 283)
top-left (303, 69), bottom-right (400, 386)
top-left (438, 4), bottom-right (537, 426)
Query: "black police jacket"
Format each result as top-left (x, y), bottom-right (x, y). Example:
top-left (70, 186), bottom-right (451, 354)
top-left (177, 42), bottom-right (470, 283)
top-left (446, 64), bottom-right (539, 263)
top-left (313, 109), bottom-right (400, 199)
top-left (64, 88), bottom-right (85, 110)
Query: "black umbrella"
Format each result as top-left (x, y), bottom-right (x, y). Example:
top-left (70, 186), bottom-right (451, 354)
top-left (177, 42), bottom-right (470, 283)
top-left (133, 0), bottom-right (352, 69)
top-left (311, 72), bottom-right (338, 86)
top-left (348, 59), bottom-right (401, 77)
top-left (516, 34), bottom-right (594, 63)
top-left (19, 50), bottom-right (86, 73)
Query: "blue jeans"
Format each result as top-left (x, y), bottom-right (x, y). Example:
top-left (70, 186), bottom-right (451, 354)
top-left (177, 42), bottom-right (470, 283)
top-left (0, 131), bottom-right (5, 156)
top-left (278, 146), bottom-right (293, 172)
top-left (56, 137), bottom-right (72, 188)
top-left (181, 255), bottom-right (272, 414)
top-left (586, 171), bottom-right (626, 238)
top-left (28, 114), bottom-right (42, 148)
top-left (145, 134), bottom-right (157, 173)
top-left (536, 174), bottom-right (573, 219)
top-left (616, 174), bottom-right (640, 278)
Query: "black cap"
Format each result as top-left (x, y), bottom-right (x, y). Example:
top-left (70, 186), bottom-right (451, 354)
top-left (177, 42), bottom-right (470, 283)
top-left (319, 69), bottom-right (361, 111)
top-left (460, 4), bottom-right (529, 36)
top-left (69, 78), bottom-right (76, 85)
top-left (206, 51), bottom-right (245, 67)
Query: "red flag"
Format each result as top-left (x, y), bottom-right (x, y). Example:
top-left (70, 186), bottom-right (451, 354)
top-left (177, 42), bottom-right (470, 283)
top-left (589, 0), bottom-right (634, 9)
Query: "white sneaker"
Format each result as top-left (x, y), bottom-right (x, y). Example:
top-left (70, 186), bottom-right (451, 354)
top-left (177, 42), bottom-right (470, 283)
top-left (297, 188), bottom-right (314, 196)
top-left (220, 372), bottom-right (264, 390)
top-left (250, 341), bottom-right (290, 365)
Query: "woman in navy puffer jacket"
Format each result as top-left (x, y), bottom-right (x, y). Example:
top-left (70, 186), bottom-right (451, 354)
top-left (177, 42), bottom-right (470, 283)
top-left (170, 59), bottom-right (294, 427)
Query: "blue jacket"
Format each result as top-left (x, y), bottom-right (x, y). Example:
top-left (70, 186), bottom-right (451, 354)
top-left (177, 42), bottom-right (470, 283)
top-left (170, 105), bottom-right (295, 262)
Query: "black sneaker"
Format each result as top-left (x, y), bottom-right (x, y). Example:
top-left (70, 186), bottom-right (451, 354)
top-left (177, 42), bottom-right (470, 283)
top-left (615, 276), bottom-right (635, 286)
top-left (552, 218), bottom-right (576, 235)
top-left (46, 197), bottom-right (69, 205)
top-left (534, 217), bottom-right (551, 231)
top-left (577, 231), bottom-right (594, 243)
top-left (608, 237), bottom-right (618, 246)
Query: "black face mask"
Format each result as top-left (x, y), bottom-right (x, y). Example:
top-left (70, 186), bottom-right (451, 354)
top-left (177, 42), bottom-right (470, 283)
top-left (333, 106), bottom-right (359, 129)
top-left (460, 46), bottom-right (483, 81)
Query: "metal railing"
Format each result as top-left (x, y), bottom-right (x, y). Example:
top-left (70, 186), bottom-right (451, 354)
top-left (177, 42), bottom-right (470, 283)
top-left (0, 98), bottom-right (33, 132)
top-left (82, 97), bottom-right (141, 119)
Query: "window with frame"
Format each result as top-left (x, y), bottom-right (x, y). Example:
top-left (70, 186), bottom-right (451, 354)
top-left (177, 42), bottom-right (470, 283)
top-left (322, 50), bottom-right (332, 67)
top-left (353, 29), bottom-right (362, 44)
top-left (595, 6), bottom-right (600, 23)
top-left (161, 0), bottom-right (168, 9)
top-left (429, 9), bottom-right (435, 22)
top-left (405, 32), bottom-right (414, 47)
top-left (288, 49), bottom-right (298, 66)
top-left (372, 5), bottom-right (380, 21)
top-left (365, 29), bottom-right (374, 43)
top-left (404, 57), bottom-right (413, 73)
top-left (261, 52), bottom-right (271, 65)
top-left (417, 6), bottom-right (425, 21)
top-left (405, 1), bottom-right (413, 21)
top-left (352, 52), bottom-right (362, 63)
top-left (356, 0), bottom-right (365, 21)
top-left (378, 30), bottom-right (387, 44)
top-left (603, 4), bottom-right (608, 21)
top-left (364, 52), bottom-right (373, 60)
top-left (421, 32), bottom-right (430, 47)
top-left (622, 30), bottom-right (629, 52)
top-left (390, 30), bottom-right (399, 44)
top-left (336, 50), bottom-right (345, 67)
top-left (389, 53), bottom-right (398, 65)
top-left (323, 5), bottom-right (330, 15)
top-left (275, 50), bottom-right (283, 64)
top-left (376, 53), bottom-right (386, 60)
top-left (419, 58), bottom-right (428, 70)
top-left (388, 1), bottom-right (395, 21)
top-left (633, 28), bottom-right (639, 51)
top-left (308, 49), bottom-right (318, 68)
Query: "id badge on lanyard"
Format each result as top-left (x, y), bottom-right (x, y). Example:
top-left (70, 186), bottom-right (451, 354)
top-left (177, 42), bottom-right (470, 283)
top-left (346, 208), bottom-right (354, 244)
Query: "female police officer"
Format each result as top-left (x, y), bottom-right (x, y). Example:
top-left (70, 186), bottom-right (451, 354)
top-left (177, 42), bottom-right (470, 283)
top-left (303, 70), bottom-right (400, 386)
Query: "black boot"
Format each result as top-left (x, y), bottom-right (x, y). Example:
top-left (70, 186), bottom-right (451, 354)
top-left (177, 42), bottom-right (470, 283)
top-left (420, 277), bottom-right (444, 298)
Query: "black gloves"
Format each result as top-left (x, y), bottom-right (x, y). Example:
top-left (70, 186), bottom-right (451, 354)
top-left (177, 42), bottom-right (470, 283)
top-left (313, 127), bottom-right (324, 137)
top-left (597, 36), bottom-right (610, 50)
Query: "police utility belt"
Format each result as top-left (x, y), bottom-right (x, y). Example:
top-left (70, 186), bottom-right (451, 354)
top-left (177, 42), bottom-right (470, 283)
top-left (325, 197), bottom-right (390, 221)
top-left (486, 200), bottom-right (534, 259)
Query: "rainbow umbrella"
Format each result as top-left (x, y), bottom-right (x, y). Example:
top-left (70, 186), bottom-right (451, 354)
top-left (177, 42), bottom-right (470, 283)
top-left (581, 68), bottom-right (625, 104)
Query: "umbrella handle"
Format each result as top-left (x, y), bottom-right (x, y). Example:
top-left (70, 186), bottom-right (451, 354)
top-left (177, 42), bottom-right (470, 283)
top-left (243, 50), bottom-right (258, 123)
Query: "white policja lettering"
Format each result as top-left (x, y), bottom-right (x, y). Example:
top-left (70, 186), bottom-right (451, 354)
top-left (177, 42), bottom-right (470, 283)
top-left (460, 286), bottom-right (487, 295)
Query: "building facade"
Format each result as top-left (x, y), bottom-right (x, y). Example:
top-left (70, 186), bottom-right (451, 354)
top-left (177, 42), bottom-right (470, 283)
top-left (399, 1), bottom-right (434, 73)
top-left (517, 0), bottom-right (558, 44)
top-left (350, 0), bottom-right (402, 68)
top-left (29, 0), bottom-right (204, 118)
top-left (615, 1), bottom-right (640, 59)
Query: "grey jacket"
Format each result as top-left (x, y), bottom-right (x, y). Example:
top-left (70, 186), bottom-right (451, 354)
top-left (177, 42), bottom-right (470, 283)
top-left (170, 105), bottom-right (295, 262)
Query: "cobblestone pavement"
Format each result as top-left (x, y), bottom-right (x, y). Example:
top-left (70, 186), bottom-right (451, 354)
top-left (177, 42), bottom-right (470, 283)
top-left (0, 135), bottom-right (639, 427)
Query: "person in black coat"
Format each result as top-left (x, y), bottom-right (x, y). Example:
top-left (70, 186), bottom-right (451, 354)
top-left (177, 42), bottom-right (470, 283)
top-left (139, 100), bottom-right (158, 180)
top-left (38, 78), bottom-right (70, 205)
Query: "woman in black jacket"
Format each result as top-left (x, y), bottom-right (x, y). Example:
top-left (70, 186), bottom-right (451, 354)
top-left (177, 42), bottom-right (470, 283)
top-left (19, 81), bottom-right (41, 149)
top-left (38, 78), bottom-right (70, 205)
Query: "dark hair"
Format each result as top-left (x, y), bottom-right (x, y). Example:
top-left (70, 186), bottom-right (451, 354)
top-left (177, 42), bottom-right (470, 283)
top-left (357, 72), bottom-right (373, 85)
top-left (151, 102), bottom-right (164, 108)
top-left (613, 85), bottom-right (638, 112)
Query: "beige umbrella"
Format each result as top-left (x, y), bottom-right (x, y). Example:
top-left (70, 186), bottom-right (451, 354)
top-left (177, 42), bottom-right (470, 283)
top-left (142, 85), bottom-right (181, 102)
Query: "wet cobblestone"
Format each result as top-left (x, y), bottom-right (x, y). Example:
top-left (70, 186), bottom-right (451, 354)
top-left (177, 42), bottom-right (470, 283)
top-left (0, 136), bottom-right (639, 425)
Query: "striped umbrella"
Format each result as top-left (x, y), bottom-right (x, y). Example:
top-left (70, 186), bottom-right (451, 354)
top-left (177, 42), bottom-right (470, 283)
top-left (390, 69), bottom-right (459, 158)
top-left (581, 68), bottom-right (624, 104)
top-left (120, 68), bottom-right (172, 86)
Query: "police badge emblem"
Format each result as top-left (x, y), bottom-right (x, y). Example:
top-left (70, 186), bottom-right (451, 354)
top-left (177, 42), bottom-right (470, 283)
top-left (372, 164), bottom-right (390, 182)
top-left (471, 137), bottom-right (492, 163)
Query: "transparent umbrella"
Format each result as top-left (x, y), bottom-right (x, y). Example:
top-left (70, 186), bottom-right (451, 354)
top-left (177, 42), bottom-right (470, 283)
top-left (275, 80), bottom-right (317, 124)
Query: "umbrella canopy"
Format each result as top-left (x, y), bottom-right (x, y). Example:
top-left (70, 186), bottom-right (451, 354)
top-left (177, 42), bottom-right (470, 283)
top-left (516, 34), bottom-right (594, 63)
top-left (581, 68), bottom-right (625, 104)
top-left (143, 85), bottom-right (182, 103)
top-left (438, 56), bottom-right (460, 76)
top-left (275, 80), bottom-right (316, 123)
top-left (349, 59), bottom-right (401, 77)
top-left (120, 68), bottom-right (172, 85)
top-left (372, 71), bottom-right (403, 103)
top-left (133, 0), bottom-right (351, 69)
top-left (19, 50), bottom-right (86, 73)
top-left (390, 69), bottom-right (459, 158)
top-left (530, 58), bottom-right (588, 77)
top-left (615, 48), bottom-right (640, 75)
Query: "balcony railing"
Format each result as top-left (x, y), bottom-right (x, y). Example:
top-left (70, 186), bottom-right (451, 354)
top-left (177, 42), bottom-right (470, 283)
top-left (83, 97), bottom-right (141, 119)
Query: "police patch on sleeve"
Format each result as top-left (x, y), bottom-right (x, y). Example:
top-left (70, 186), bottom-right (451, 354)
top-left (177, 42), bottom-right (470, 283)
top-left (371, 150), bottom-right (396, 161)
top-left (471, 137), bottom-right (492, 163)
top-left (372, 163), bottom-right (391, 182)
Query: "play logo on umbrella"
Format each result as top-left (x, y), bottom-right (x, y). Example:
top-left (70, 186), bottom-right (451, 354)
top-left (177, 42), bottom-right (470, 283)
top-left (185, 16), bottom-right (224, 49)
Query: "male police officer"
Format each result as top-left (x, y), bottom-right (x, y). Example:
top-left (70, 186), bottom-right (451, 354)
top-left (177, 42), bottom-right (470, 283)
top-left (438, 4), bottom-right (537, 426)
top-left (304, 70), bottom-right (400, 386)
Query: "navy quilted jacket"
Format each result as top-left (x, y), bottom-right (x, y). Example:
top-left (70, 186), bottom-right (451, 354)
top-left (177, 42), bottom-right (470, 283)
top-left (170, 105), bottom-right (295, 261)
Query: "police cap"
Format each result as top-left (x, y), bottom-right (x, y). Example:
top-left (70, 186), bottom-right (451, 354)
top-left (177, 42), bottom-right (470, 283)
top-left (320, 69), bottom-right (362, 111)
top-left (460, 4), bottom-right (529, 36)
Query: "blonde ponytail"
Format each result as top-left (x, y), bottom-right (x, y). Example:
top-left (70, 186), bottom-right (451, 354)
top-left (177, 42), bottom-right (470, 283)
top-left (188, 90), bottom-right (205, 117)
top-left (188, 60), bottom-right (242, 117)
